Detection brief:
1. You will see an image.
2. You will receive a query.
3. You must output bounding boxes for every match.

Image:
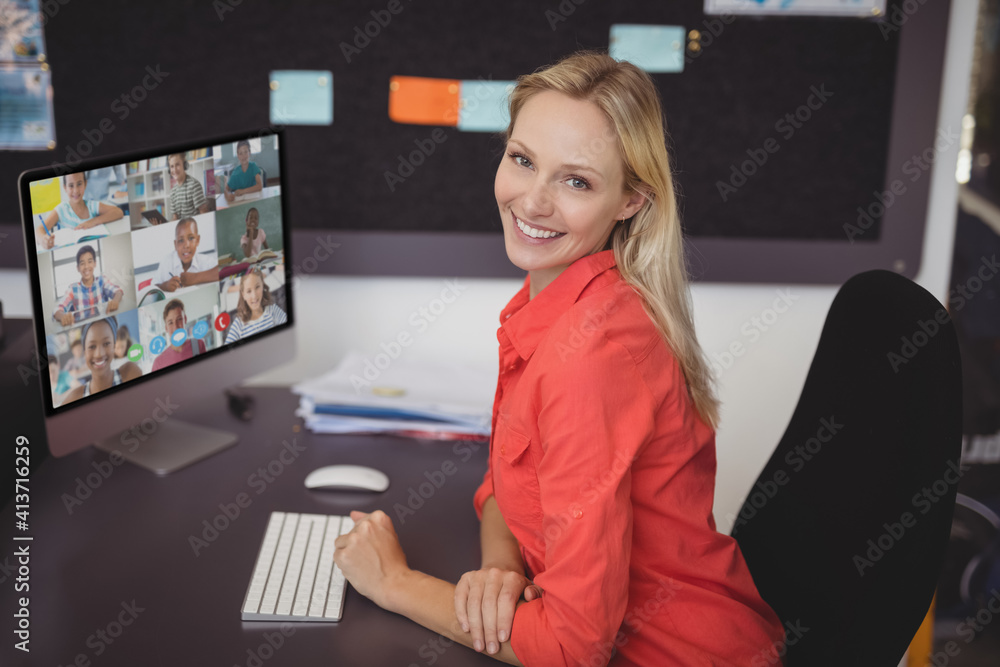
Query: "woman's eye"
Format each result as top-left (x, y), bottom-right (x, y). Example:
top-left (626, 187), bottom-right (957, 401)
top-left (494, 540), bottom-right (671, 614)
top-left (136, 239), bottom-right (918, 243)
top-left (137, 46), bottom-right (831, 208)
top-left (509, 152), bottom-right (532, 169)
top-left (568, 177), bottom-right (590, 190)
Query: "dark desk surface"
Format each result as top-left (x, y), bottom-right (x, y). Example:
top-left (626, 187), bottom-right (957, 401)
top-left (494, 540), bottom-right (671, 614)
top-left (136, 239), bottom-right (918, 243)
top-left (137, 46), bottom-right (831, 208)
top-left (0, 381), bottom-right (497, 666)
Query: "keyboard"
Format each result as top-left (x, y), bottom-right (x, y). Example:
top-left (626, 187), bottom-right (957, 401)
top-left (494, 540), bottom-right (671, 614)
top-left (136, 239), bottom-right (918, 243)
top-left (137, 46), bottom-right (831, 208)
top-left (241, 511), bottom-right (354, 622)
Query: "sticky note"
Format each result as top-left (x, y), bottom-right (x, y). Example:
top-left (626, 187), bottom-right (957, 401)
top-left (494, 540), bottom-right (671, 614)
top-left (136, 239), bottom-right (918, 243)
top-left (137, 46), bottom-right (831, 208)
top-left (609, 24), bottom-right (686, 73)
top-left (388, 76), bottom-right (462, 126)
top-left (458, 80), bottom-right (515, 132)
top-left (269, 70), bottom-right (333, 125)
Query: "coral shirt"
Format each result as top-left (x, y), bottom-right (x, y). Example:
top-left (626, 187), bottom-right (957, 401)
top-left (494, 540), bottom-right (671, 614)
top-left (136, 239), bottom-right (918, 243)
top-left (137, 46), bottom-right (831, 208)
top-left (473, 250), bottom-right (785, 666)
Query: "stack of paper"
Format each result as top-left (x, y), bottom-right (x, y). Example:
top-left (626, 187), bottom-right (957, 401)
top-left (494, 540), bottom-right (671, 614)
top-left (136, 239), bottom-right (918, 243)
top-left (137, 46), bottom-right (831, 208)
top-left (293, 350), bottom-right (494, 440)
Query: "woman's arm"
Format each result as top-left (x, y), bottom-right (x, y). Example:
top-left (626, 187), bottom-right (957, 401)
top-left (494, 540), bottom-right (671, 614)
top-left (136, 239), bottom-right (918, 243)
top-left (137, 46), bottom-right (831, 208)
top-left (335, 510), bottom-right (524, 665)
top-left (479, 496), bottom-right (524, 572)
top-left (77, 203), bottom-right (124, 229)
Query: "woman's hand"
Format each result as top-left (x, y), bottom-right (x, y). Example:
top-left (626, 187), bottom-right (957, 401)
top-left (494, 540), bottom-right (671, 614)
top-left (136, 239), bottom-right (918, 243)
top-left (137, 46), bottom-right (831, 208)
top-left (333, 510), bottom-right (411, 610)
top-left (455, 567), bottom-right (542, 655)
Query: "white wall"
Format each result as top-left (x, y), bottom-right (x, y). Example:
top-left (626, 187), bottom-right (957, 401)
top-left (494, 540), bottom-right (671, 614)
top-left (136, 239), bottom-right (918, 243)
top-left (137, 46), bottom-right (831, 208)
top-left (0, 0), bottom-right (977, 533)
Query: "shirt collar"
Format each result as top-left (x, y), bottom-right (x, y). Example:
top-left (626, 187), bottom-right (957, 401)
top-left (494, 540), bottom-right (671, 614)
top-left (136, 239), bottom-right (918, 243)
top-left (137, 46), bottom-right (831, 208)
top-left (500, 250), bottom-right (619, 360)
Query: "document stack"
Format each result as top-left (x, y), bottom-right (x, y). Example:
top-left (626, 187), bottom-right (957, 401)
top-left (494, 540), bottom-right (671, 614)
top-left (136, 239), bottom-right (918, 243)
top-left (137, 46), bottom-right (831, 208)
top-left (292, 350), bottom-right (493, 440)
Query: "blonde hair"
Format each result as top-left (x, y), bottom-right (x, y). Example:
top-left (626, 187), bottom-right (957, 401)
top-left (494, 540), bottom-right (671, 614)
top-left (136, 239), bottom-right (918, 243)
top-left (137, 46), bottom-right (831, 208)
top-left (506, 51), bottom-right (719, 428)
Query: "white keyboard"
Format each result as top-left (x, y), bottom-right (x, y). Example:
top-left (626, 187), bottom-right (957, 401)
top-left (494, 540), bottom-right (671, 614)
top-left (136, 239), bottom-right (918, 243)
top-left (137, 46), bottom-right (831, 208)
top-left (241, 511), bottom-right (354, 622)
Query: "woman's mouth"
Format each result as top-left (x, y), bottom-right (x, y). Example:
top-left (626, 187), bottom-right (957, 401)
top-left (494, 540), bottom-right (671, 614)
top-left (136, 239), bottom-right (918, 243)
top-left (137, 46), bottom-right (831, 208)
top-left (90, 356), bottom-right (109, 370)
top-left (514, 214), bottom-right (565, 241)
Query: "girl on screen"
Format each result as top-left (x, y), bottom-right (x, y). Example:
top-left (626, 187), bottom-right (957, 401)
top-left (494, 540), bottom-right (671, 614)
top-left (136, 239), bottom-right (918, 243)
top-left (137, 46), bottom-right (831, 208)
top-left (331, 52), bottom-right (785, 665)
top-left (239, 207), bottom-right (269, 259)
top-left (60, 317), bottom-right (142, 406)
top-left (36, 172), bottom-right (124, 250)
top-left (224, 268), bottom-right (286, 343)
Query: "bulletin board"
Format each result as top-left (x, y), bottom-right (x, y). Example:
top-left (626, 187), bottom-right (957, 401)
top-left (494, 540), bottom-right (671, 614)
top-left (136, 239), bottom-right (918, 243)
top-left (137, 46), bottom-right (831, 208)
top-left (0, 0), bottom-right (950, 282)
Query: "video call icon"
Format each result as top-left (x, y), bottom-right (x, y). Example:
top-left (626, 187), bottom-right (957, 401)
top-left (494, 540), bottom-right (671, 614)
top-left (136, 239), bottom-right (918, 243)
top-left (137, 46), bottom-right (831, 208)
top-left (127, 343), bottom-right (143, 362)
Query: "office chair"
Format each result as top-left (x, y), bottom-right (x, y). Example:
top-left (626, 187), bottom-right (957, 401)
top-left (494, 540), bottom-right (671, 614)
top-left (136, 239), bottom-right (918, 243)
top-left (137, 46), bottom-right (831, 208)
top-left (731, 270), bottom-right (963, 666)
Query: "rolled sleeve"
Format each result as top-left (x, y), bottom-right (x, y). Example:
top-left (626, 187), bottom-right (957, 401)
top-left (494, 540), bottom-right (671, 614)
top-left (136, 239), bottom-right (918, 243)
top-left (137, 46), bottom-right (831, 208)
top-left (473, 463), bottom-right (494, 521)
top-left (510, 335), bottom-right (657, 667)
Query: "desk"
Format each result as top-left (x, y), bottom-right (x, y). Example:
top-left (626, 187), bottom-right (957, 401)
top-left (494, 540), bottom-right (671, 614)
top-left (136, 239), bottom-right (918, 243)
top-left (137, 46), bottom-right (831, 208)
top-left (215, 186), bottom-right (282, 211)
top-left (0, 380), bottom-right (496, 666)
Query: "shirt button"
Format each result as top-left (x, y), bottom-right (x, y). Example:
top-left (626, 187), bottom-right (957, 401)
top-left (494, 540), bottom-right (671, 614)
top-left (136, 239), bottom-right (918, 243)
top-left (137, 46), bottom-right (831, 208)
top-left (505, 314), bottom-right (511, 319)
top-left (500, 446), bottom-right (506, 455)
top-left (572, 508), bottom-right (584, 519)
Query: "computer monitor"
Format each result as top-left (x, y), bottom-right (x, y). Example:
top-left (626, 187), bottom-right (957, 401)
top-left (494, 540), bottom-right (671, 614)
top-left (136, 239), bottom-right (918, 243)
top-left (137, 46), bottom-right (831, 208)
top-left (18, 129), bottom-right (295, 474)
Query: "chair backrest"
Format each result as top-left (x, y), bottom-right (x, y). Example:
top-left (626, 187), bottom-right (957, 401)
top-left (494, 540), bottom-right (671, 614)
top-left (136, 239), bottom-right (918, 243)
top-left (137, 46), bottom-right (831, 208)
top-left (732, 270), bottom-right (963, 665)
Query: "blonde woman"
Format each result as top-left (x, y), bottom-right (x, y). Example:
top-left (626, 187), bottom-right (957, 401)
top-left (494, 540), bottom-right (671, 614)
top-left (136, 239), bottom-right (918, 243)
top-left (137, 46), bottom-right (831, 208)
top-left (333, 52), bottom-right (784, 666)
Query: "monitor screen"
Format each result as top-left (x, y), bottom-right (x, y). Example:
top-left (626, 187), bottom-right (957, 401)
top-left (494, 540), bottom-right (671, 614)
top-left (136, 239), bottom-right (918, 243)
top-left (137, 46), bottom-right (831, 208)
top-left (20, 130), bottom-right (292, 417)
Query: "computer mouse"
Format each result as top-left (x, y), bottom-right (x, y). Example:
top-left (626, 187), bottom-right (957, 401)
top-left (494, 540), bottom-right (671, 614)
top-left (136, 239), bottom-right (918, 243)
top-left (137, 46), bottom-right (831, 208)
top-left (304, 465), bottom-right (390, 492)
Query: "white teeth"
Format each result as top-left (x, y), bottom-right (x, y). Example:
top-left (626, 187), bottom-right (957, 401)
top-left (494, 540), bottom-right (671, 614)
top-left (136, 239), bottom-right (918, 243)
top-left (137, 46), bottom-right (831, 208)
top-left (516, 216), bottom-right (563, 239)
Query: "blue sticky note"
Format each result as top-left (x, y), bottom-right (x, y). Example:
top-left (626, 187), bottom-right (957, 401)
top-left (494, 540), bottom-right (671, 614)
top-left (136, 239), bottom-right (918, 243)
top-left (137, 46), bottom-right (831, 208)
top-left (270, 70), bottom-right (333, 125)
top-left (457, 80), bottom-right (515, 132)
top-left (609, 24), bottom-right (686, 74)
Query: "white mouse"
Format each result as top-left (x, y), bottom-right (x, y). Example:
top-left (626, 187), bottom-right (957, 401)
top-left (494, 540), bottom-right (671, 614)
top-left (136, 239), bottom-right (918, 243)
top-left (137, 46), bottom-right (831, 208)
top-left (304, 465), bottom-right (390, 492)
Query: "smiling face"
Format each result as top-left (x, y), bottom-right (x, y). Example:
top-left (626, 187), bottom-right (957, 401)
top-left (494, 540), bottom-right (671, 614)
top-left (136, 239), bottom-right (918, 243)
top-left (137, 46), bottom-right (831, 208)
top-left (241, 272), bottom-right (264, 315)
top-left (246, 208), bottom-right (259, 231)
top-left (169, 155), bottom-right (186, 183)
top-left (76, 250), bottom-right (96, 285)
top-left (174, 220), bottom-right (200, 269)
top-left (495, 91), bottom-right (643, 296)
top-left (64, 173), bottom-right (87, 204)
top-left (84, 321), bottom-right (115, 377)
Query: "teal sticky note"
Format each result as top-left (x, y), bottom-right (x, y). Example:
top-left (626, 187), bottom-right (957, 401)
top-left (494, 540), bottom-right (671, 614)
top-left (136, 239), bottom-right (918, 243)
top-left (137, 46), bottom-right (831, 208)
top-left (609, 24), bottom-right (685, 74)
top-left (457, 80), bottom-right (515, 132)
top-left (269, 70), bottom-right (333, 125)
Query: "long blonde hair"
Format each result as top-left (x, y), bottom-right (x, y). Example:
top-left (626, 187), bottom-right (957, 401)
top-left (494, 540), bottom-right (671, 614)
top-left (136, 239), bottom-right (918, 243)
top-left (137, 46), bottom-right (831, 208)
top-left (506, 51), bottom-right (720, 429)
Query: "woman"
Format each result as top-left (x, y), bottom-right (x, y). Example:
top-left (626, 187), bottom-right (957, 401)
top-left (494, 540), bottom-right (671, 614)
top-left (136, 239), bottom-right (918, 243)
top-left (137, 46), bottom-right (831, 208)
top-left (61, 317), bottom-right (141, 405)
top-left (36, 172), bottom-right (124, 249)
top-left (333, 52), bottom-right (785, 666)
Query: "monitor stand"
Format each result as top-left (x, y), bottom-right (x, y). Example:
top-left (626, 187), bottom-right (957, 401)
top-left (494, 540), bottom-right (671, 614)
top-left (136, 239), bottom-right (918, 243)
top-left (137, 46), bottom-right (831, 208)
top-left (93, 419), bottom-right (237, 476)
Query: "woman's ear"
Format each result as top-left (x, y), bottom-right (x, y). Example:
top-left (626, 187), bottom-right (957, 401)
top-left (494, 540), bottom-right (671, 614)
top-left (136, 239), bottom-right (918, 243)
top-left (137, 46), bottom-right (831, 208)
top-left (620, 187), bottom-right (650, 220)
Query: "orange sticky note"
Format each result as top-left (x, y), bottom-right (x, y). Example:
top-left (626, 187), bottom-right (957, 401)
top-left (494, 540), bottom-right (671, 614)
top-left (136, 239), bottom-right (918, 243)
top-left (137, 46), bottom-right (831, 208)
top-left (388, 76), bottom-right (461, 127)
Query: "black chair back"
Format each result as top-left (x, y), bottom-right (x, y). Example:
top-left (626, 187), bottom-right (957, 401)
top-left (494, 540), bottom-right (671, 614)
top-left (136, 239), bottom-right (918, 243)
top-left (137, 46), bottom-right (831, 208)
top-left (732, 270), bottom-right (963, 665)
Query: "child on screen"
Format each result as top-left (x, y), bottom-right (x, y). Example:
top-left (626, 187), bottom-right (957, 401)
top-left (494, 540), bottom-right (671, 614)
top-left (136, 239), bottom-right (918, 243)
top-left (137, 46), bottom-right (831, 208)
top-left (239, 207), bottom-right (269, 259)
top-left (155, 217), bottom-right (219, 293)
top-left (224, 268), bottom-right (286, 344)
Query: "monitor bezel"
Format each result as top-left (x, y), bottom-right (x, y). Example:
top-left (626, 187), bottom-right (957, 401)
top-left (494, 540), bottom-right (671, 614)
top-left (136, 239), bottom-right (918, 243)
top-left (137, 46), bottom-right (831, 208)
top-left (18, 128), bottom-right (294, 419)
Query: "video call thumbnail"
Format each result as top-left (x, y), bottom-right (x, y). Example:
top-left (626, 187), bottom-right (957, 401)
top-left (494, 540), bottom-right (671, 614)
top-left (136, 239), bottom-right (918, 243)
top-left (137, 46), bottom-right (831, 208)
top-left (31, 136), bottom-right (288, 409)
